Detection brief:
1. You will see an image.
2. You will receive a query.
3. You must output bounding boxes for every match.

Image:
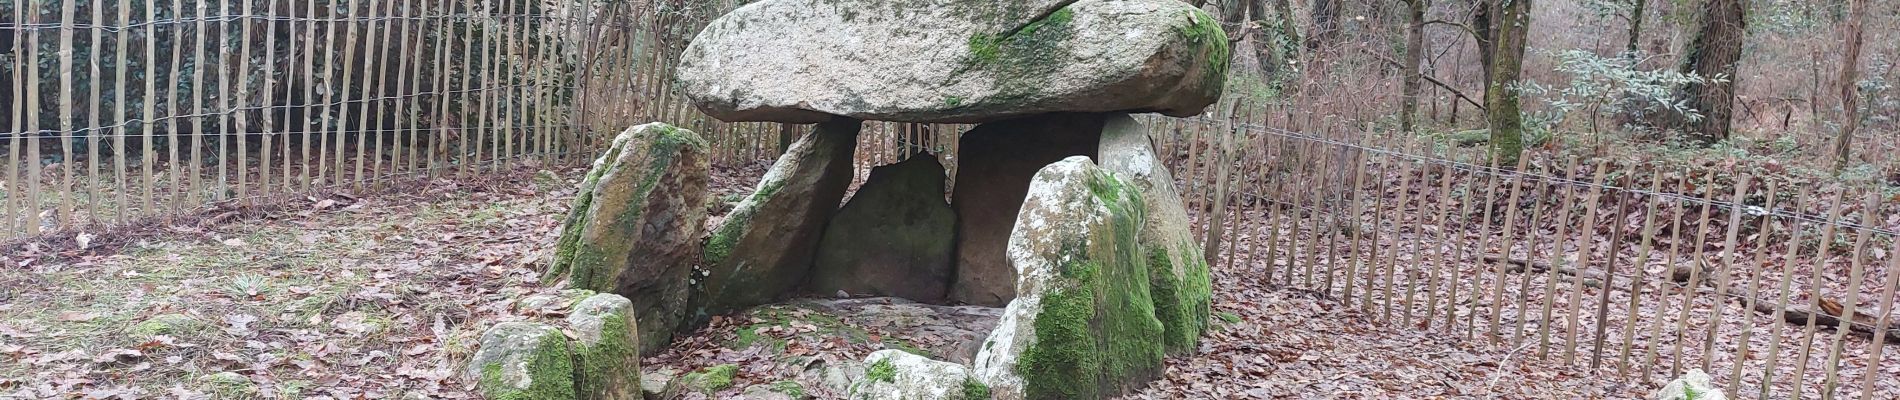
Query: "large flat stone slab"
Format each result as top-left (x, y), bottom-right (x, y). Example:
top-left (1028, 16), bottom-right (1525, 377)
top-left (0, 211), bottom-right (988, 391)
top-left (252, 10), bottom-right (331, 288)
top-left (678, 0), bottom-right (1230, 124)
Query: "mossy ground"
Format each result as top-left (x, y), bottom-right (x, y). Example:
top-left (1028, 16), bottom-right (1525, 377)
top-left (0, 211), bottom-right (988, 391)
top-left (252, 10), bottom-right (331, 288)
top-left (681, 364), bottom-right (740, 392)
top-left (0, 167), bottom-right (614, 397)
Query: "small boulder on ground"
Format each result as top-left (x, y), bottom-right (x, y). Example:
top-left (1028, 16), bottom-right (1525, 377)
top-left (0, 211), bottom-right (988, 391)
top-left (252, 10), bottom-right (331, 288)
top-left (849, 350), bottom-right (989, 400)
top-left (811, 154), bottom-right (957, 303)
top-left (678, 0), bottom-right (1229, 124)
top-left (466, 322), bottom-right (577, 400)
top-left (547, 122), bottom-right (711, 356)
top-left (1654, 370), bottom-right (1728, 400)
top-left (568, 293), bottom-right (642, 400)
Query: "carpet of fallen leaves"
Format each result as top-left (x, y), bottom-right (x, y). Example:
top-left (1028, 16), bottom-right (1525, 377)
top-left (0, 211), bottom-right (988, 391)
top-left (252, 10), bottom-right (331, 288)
top-left (0, 161), bottom-right (771, 399)
top-left (4, 153), bottom-right (1832, 399)
top-left (1127, 272), bottom-right (1653, 399)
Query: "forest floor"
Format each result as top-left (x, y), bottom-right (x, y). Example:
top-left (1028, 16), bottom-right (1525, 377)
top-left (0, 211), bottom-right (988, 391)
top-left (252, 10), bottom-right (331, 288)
top-left (0, 159), bottom-right (1813, 399)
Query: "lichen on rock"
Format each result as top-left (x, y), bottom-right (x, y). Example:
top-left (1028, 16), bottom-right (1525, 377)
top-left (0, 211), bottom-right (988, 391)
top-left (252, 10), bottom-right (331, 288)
top-left (849, 350), bottom-right (988, 400)
top-left (692, 118), bottom-right (862, 324)
top-left (1096, 114), bottom-right (1213, 354)
top-left (677, 0), bottom-right (1228, 124)
top-left (465, 322), bottom-right (578, 400)
top-left (546, 122), bottom-right (711, 356)
top-left (972, 156), bottom-right (1166, 399)
top-left (567, 293), bottom-right (642, 400)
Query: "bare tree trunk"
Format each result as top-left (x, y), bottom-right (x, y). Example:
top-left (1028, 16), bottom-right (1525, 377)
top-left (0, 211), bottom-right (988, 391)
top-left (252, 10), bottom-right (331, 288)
top-left (1249, 0), bottom-right (1302, 84)
top-left (1486, 0), bottom-right (1529, 166)
top-left (1215, 0), bottom-right (1249, 36)
top-left (1832, 0), bottom-right (1867, 172)
top-left (1308, 0), bottom-right (1341, 51)
top-left (1671, 0), bottom-right (1748, 144)
top-left (1401, 0), bottom-right (1428, 133)
top-left (1625, 0), bottom-right (1647, 54)
top-left (1473, 1), bottom-right (1497, 91)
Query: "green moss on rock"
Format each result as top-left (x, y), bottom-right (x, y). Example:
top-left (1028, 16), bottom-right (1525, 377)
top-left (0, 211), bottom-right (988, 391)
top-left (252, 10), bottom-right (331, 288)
top-left (1146, 245), bottom-right (1212, 354)
top-left (1177, 8), bottom-right (1231, 94)
top-left (477, 330), bottom-right (578, 400)
top-left (682, 364), bottom-right (740, 392)
top-left (960, 377), bottom-right (991, 400)
top-left (866, 357), bottom-right (897, 383)
top-left (1011, 166), bottom-right (1166, 400)
top-left (571, 306), bottom-right (640, 399)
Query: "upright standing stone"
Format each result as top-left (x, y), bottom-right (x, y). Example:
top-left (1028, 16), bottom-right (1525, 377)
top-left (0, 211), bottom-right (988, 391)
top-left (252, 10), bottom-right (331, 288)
top-left (972, 157), bottom-right (1166, 400)
top-left (568, 294), bottom-right (642, 400)
top-left (694, 118), bottom-right (863, 321)
top-left (810, 154), bottom-right (957, 302)
top-left (1096, 114), bottom-right (1212, 354)
top-left (466, 322), bottom-right (578, 400)
top-left (547, 123), bottom-right (710, 356)
top-left (950, 113), bottom-right (1105, 307)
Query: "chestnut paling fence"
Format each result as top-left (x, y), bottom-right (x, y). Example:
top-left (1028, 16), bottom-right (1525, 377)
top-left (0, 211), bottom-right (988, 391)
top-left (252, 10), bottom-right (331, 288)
top-left (0, 0), bottom-right (810, 241)
top-left (1146, 107), bottom-right (1899, 400)
top-left (5, 1), bottom-right (1898, 399)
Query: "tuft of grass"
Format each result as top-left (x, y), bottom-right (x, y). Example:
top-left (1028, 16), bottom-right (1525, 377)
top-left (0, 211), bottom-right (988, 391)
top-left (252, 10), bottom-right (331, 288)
top-left (865, 357), bottom-right (896, 383)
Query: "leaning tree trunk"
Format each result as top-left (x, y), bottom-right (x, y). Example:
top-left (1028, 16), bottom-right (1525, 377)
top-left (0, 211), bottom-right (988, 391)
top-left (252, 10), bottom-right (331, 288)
top-left (1671, 0), bottom-right (1748, 144)
top-left (1486, 0), bottom-right (1529, 166)
top-left (1400, 0), bottom-right (1428, 133)
top-left (1832, 0), bottom-right (1867, 172)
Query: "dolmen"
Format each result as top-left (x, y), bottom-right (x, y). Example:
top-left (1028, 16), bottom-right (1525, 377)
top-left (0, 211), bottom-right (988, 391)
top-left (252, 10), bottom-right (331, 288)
top-left (471, 0), bottom-right (1229, 399)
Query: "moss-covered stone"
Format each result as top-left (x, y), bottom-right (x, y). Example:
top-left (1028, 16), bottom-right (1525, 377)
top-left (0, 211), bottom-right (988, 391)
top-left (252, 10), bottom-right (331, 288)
top-left (546, 122), bottom-right (711, 357)
top-left (1097, 114), bottom-right (1214, 355)
top-left (568, 294), bottom-right (642, 400)
top-left (681, 364), bottom-right (740, 393)
top-left (1176, 7), bottom-right (1231, 96)
top-left (690, 118), bottom-right (861, 325)
top-left (972, 157), bottom-right (1168, 399)
top-left (466, 322), bottom-right (578, 400)
top-left (850, 350), bottom-right (986, 400)
top-left (770, 380), bottom-right (808, 398)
